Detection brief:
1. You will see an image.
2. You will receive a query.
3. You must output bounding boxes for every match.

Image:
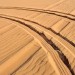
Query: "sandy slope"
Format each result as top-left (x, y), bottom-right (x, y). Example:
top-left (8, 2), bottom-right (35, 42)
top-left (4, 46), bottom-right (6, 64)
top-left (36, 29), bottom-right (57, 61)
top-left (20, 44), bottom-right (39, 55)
top-left (0, 0), bottom-right (75, 75)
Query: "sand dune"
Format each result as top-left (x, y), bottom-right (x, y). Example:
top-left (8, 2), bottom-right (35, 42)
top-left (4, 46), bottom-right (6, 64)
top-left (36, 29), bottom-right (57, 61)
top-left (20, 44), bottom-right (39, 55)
top-left (0, 0), bottom-right (75, 75)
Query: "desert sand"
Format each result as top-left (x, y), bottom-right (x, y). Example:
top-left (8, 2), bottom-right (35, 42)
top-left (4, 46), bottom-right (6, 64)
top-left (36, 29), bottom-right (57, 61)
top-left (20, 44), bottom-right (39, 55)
top-left (0, 0), bottom-right (75, 75)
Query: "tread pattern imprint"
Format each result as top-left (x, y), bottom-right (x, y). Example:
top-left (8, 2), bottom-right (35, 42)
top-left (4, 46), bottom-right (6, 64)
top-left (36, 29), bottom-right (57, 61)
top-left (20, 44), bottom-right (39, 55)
top-left (0, 0), bottom-right (75, 75)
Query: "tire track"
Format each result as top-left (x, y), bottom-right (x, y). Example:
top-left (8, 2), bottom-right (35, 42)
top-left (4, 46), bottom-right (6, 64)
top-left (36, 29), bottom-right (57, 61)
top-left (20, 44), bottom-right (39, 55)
top-left (0, 7), bottom-right (75, 45)
top-left (0, 7), bottom-right (75, 21)
top-left (0, 15), bottom-right (72, 75)
top-left (0, 14), bottom-right (74, 46)
top-left (0, 7), bottom-right (75, 75)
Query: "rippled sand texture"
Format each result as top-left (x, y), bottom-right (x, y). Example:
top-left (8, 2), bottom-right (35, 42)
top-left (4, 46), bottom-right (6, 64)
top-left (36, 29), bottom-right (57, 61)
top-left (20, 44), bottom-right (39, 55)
top-left (0, 0), bottom-right (75, 75)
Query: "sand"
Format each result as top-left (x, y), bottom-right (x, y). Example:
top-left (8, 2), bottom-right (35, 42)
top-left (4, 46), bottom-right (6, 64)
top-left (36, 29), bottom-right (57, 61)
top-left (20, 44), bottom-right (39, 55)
top-left (0, 0), bottom-right (75, 75)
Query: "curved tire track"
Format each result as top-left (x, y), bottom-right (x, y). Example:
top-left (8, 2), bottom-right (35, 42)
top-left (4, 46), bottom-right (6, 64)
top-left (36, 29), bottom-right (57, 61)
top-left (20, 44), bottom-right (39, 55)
top-left (0, 15), bottom-right (72, 75)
